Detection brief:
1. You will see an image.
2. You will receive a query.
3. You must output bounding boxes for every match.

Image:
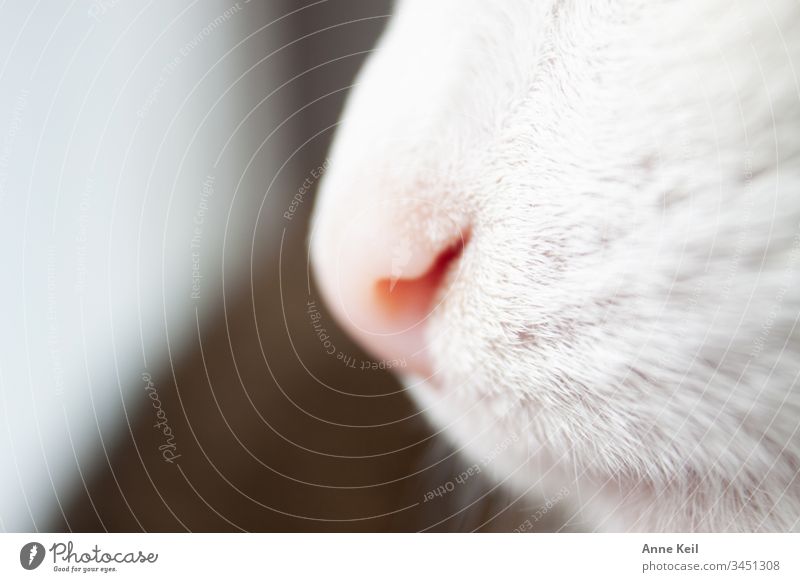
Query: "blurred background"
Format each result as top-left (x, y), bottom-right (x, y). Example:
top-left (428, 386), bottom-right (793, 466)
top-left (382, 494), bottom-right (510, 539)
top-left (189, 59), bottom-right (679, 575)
top-left (0, 0), bottom-right (552, 532)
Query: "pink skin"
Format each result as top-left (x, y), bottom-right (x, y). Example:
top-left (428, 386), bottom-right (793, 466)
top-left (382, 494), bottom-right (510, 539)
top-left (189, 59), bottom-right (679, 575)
top-left (311, 204), bottom-right (467, 379)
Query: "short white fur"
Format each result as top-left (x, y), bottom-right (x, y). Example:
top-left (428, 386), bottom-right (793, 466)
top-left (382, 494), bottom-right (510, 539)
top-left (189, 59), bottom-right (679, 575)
top-left (311, 0), bottom-right (800, 531)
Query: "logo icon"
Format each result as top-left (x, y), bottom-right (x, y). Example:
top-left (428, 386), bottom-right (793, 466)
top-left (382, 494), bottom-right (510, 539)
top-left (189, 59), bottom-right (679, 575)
top-left (20, 542), bottom-right (45, 570)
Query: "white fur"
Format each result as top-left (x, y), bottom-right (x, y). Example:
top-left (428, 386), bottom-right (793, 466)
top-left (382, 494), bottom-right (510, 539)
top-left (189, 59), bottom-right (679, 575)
top-left (311, 0), bottom-right (800, 531)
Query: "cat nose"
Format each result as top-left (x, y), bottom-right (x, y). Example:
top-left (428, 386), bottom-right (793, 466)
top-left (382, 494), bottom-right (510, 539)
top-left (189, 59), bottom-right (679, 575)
top-left (310, 197), bottom-right (467, 378)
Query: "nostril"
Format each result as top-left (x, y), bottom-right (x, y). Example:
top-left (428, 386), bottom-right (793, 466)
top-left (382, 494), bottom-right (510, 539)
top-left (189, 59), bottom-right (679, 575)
top-left (374, 234), bottom-right (468, 320)
top-left (310, 193), bottom-right (471, 378)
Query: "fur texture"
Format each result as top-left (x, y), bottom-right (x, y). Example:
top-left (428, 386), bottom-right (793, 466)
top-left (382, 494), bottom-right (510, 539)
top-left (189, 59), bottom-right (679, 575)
top-left (311, 0), bottom-right (800, 531)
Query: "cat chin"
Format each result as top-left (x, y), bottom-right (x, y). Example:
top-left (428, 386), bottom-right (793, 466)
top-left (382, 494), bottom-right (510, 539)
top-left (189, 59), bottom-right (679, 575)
top-left (402, 367), bottom-right (800, 532)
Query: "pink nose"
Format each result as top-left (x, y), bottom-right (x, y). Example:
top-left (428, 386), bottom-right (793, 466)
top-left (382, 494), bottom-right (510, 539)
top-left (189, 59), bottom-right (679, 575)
top-left (310, 197), bottom-right (468, 378)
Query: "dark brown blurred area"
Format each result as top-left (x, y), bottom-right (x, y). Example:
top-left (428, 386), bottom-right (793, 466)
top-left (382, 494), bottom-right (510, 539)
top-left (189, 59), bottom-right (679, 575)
top-left (56, 0), bottom-right (549, 532)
